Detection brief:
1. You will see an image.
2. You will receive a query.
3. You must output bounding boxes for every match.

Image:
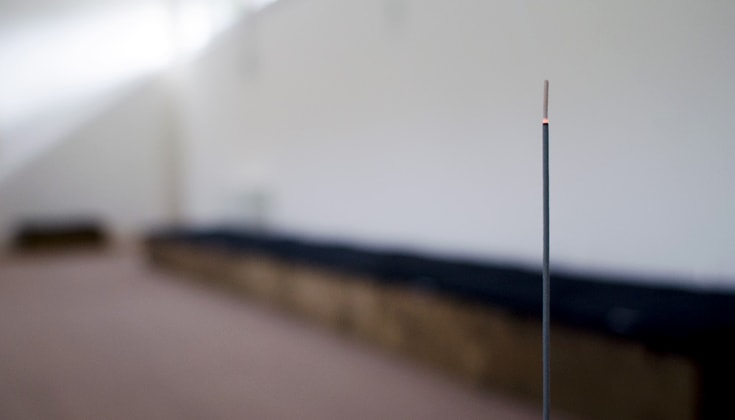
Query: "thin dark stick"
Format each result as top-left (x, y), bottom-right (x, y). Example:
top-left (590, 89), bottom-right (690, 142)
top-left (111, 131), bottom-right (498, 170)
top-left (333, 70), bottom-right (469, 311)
top-left (542, 80), bottom-right (551, 420)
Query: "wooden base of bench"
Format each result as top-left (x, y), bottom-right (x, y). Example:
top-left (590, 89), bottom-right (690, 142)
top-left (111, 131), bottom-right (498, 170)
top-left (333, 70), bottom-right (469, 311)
top-left (147, 241), bottom-right (699, 420)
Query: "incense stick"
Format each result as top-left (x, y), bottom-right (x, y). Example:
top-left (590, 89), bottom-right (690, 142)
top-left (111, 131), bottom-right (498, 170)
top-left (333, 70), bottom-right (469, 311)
top-left (542, 80), bottom-right (551, 420)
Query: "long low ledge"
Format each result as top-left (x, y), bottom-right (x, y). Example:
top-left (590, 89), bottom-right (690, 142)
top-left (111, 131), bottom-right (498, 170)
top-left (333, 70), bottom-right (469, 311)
top-left (145, 227), bottom-right (735, 420)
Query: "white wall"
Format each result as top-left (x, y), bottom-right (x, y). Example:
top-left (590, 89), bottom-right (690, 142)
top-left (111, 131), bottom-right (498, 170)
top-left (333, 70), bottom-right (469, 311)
top-left (176, 0), bottom-right (735, 289)
top-left (0, 0), bottom-right (268, 244)
top-left (0, 78), bottom-right (174, 243)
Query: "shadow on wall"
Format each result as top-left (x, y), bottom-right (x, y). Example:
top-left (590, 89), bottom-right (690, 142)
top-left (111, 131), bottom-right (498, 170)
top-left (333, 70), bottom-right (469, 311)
top-left (0, 77), bottom-right (175, 247)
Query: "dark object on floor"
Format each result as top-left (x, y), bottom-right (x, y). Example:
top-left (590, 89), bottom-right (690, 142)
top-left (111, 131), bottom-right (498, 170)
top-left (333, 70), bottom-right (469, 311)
top-left (145, 227), bottom-right (735, 420)
top-left (12, 219), bottom-right (109, 252)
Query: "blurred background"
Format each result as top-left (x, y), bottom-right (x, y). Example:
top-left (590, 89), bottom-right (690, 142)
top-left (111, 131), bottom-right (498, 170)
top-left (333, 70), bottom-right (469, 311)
top-left (0, 1), bottom-right (734, 419)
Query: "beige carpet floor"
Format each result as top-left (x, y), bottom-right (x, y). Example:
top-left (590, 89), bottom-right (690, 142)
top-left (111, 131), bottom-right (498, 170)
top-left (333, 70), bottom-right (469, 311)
top-left (0, 250), bottom-right (556, 420)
